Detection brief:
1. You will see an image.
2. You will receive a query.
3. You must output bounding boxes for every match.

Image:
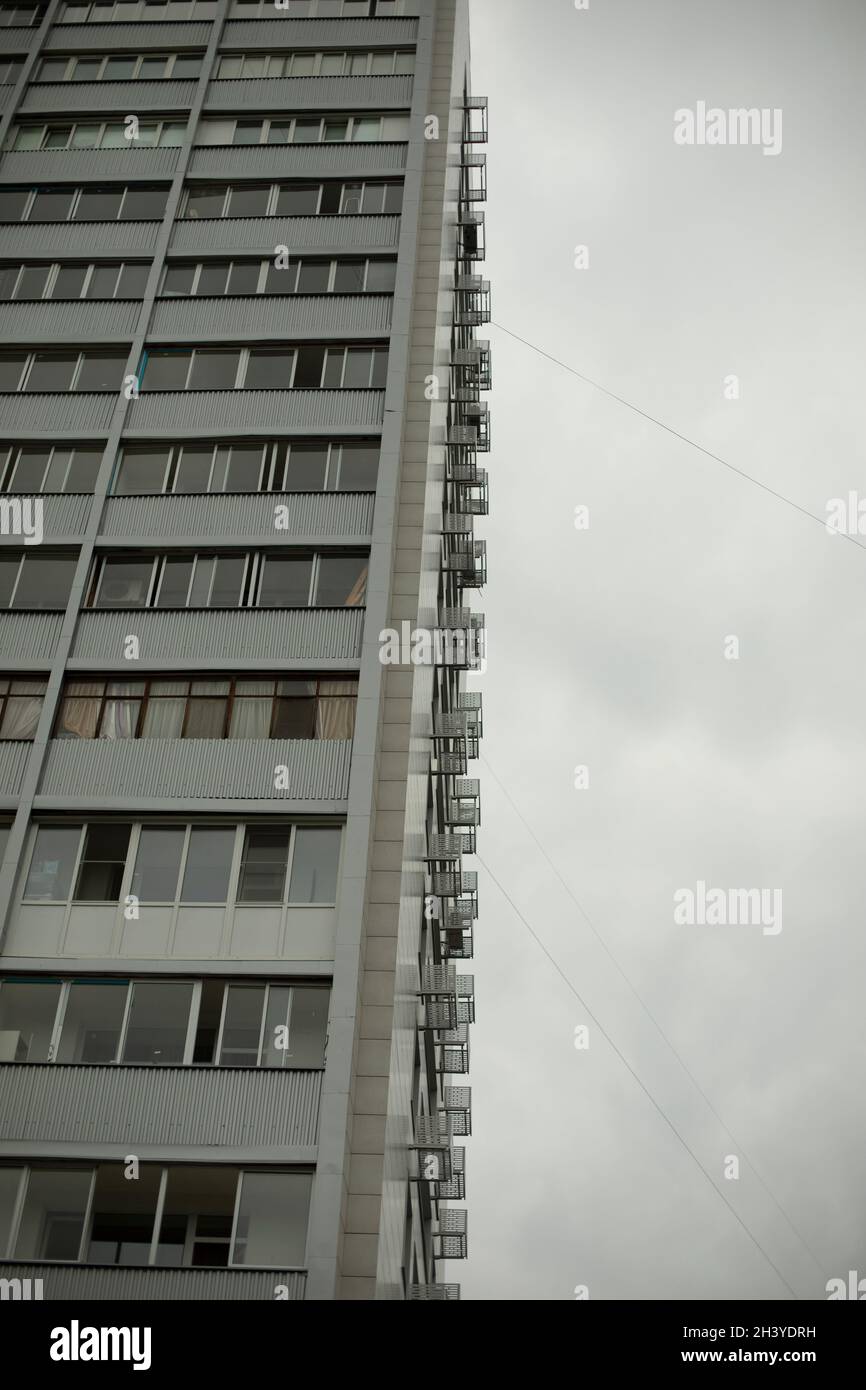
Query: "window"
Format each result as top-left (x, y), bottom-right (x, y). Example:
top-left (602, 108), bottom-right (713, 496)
top-left (159, 256), bottom-right (396, 298)
top-left (0, 56), bottom-right (24, 82)
top-left (215, 50), bottom-right (414, 78)
top-left (11, 120), bottom-right (186, 151)
top-left (21, 820), bottom-right (342, 910)
top-left (195, 113), bottom-right (409, 147)
top-left (36, 53), bottom-right (203, 82)
top-left (179, 180), bottom-right (402, 219)
top-left (58, 1), bottom-right (217, 23)
top-left (85, 550), bottom-right (367, 611)
top-left (0, 350), bottom-right (126, 393)
top-left (0, 678), bottom-right (47, 739)
top-left (0, 185), bottom-right (167, 223)
top-left (0, 553), bottom-right (77, 610)
top-left (0, 262), bottom-right (149, 301)
top-left (122, 980), bottom-right (192, 1063)
top-left (228, 0), bottom-right (392, 14)
top-left (0, 5), bottom-right (45, 26)
top-left (0, 1161), bottom-right (311, 1269)
top-left (138, 345), bottom-right (387, 392)
top-left (55, 676), bottom-right (357, 741)
top-left (0, 978), bottom-right (60, 1061)
top-left (112, 439), bottom-right (378, 495)
top-left (56, 980), bottom-right (127, 1063)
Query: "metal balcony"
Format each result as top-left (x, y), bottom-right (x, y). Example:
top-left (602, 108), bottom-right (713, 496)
top-left (436, 612), bottom-right (485, 676)
top-left (408, 1284), bottom-right (460, 1301)
top-left (21, 79), bottom-right (197, 115)
top-left (45, 21), bottom-right (213, 51)
top-left (463, 95), bottom-right (488, 144)
top-left (434, 1209), bottom-right (468, 1260)
top-left (418, 964), bottom-right (459, 1033)
top-left (447, 780), bottom-right (481, 829)
top-left (454, 275), bottom-right (491, 327)
top-left (459, 149), bottom-right (487, 203)
top-left (441, 1085), bottom-right (472, 1138)
top-left (441, 907), bottom-right (473, 962)
top-left (456, 974), bottom-right (476, 1026)
top-left (125, 389), bottom-right (385, 438)
top-left (0, 146), bottom-right (182, 184)
top-left (434, 1023), bottom-right (469, 1075)
top-left (0, 1262), bottom-right (306, 1301)
top-left (221, 16), bottom-right (417, 48)
top-left (431, 1143), bottom-right (465, 1202)
top-left (453, 470), bottom-right (489, 517)
top-left (187, 142), bottom-right (407, 182)
top-left (446, 432), bottom-right (481, 484)
top-left (0, 220), bottom-right (160, 261)
top-left (452, 341), bottom-right (492, 391)
top-left (457, 209), bottom-right (485, 261)
top-left (457, 692), bottom-right (483, 741)
top-left (432, 713), bottom-right (470, 776)
top-left (150, 293), bottom-right (392, 342)
top-left (409, 1114), bottom-right (454, 1183)
top-left (444, 540), bottom-right (487, 588)
top-left (423, 833), bottom-right (465, 866)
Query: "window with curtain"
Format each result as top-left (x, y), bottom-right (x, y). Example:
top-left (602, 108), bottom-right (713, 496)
top-left (0, 679), bottom-right (47, 739)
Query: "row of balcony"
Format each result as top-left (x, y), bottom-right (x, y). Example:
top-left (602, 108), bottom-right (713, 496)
top-left (0, 736), bottom-right (354, 805)
top-left (40, 17), bottom-right (418, 51)
top-left (18, 73), bottom-right (413, 116)
top-left (1, 293), bottom-right (394, 344)
top-left (0, 140), bottom-right (408, 183)
top-left (0, 215), bottom-right (401, 261)
top-left (0, 388), bottom-right (384, 438)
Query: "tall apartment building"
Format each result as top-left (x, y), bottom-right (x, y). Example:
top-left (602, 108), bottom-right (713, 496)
top-left (0, 0), bottom-right (488, 1301)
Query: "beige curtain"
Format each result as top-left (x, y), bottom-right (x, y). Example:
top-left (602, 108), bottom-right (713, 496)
top-left (316, 682), bottom-right (357, 739)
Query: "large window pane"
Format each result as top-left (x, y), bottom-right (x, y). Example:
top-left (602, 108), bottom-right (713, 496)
top-left (56, 980), bottom-right (127, 1063)
top-left (142, 350), bottom-right (190, 389)
top-left (75, 351), bottom-right (126, 391)
top-left (131, 825), bottom-right (185, 900)
top-left (12, 554), bottom-right (76, 610)
top-left (261, 984), bottom-right (291, 1067)
top-left (244, 349), bottom-right (293, 390)
top-left (14, 1168), bottom-right (92, 1261)
top-left (180, 826), bottom-right (234, 902)
top-left (257, 556), bottom-right (312, 606)
top-left (0, 1168), bottom-right (23, 1259)
top-left (0, 979), bottom-right (61, 1063)
top-left (219, 984), bottom-right (264, 1065)
top-left (232, 1172), bottom-right (311, 1267)
top-left (283, 987), bottom-right (328, 1068)
top-left (188, 351), bottom-right (240, 389)
top-left (122, 980), bottom-right (192, 1063)
top-left (24, 352), bottom-right (78, 391)
top-left (139, 682), bottom-right (186, 738)
top-left (95, 557), bottom-right (153, 607)
top-left (184, 185), bottom-right (227, 218)
top-left (86, 1163), bottom-right (161, 1266)
top-left (73, 822), bottom-right (131, 901)
top-left (227, 183), bottom-right (270, 216)
top-left (337, 443), bottom-right (378, 490)
top-left (74, 187), bottom-right (123, 220)
top-left (316, 555), bottom-right (368, 606)
top-left (24, 825), bottom-right (82, 901)
top-left (284, 444), bottom-right (327, 492)
top-left (114, 447), bottom-right (170, 495)
top-left (156, 1166), bottom-right (237, 1268)
top-left (274, 184), bottom-right (319, 215)
top-left (237, 828), bottom-right (290, 903)
top-left (288, 827), bottom-right (340, 904)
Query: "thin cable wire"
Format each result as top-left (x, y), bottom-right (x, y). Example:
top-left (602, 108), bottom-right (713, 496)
top-left (490, 320), bottom-right (866, 555)
top-left (476, 850), bottom-right (800, 1300)
top-left (480, 753), bottom-right (828, 1282)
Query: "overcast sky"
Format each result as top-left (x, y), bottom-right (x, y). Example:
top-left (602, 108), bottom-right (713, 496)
top-left (460, 0), bottom-right (866, 1300)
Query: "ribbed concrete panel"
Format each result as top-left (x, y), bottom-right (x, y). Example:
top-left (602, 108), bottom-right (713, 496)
top-left (21, 79), bottom-right (199, 114)
top-left (0, 1064), bottom-right (323, 1147)
top-left (187, 141), bottom-right (406, 180)
top-left (39, 738), bottom-right (353, 801)
top-left (204, 73), bottom-right (413, 112)
top-left (0, 741), bottom-right (30, 798)
top-left (0, 29), bottom-right (35, 52)
top-left (221, 17), bottom-right (417, 46)
top-left (0, 613), bottom-right (63, 665)
top-left (0, 221), bottom-right (160, 259)
top-left (149, 293), bottom-right (392, 342)
top-left (1, 298), bottom-right (140, 344)
top-left (45, 21), bottom-right (213, 49)
top-left (0, 1264), bottom-right (307, 1301)
top-left (125, 389), bottom-right (384, 436)
top-left (100, 491), bottom-right (375, 541)
top-left (0, 393), bottom-right (117, 437)
top-left (170, 214), bottom-right (400, 256)
top-left (0, 147), bottom-right (182, 184)
top-left (70, 607), bottom-right (365, 663)
top-left (0, 492), bottom-right (93, 541)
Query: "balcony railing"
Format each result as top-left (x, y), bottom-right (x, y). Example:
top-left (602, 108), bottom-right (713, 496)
top-left (221, 17), bottom-right (417, 47)
top-left (204, 73), bottom-right (412, 112)
top-left (169, 214), bottom-right (400, 257)
top-left (0, 1262), bottom-right (306, 1301)
top-left (0, 741), bottom-right (30, 802)
top-left (44, 21), bottom-right (213, 50)
top-left (0, 612), bottom-right (64, 666)
top-left (0, 1063), bottom-right (322, 1151)
top-left (124, 389), bottom-right (385, 437)
top-left (0, 146), bottom-right (182, 183)
top-left (99, 490), bottom-right (375, 544)
top-left (148, 293), bottom-right (392, 341)
top-left (0, 220), bottom-right (160, 259)
top-left (187, 141), bottom-right (406, 180)
top-left (20, 79), bottom-right (198, 114)
top-left (1, 297), bottom-right (141, 344)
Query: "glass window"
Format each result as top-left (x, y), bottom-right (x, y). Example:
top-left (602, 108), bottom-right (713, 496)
top-left (0, 679), bottom-right (46, 739)
top-left (120, 186), bottom-right (168, 219)
top-left (86, 263), bottom-right (120, 299)
top-left (291, 344), bottom-right (325, 389)
top-left (234, 120), bottom-right (263, 146)
top-left (184, 185), bottom-right (226, 219)
top-left (324, 119), bottom-right (349, 143)
top-left (285, 444), bottom-right (327, 492)
top-left (5, 447), bottom-right (49, 491)
top-left (0, 979), bottom-right (61, 1063)
top-left (244, 349), bottom-right (293, 390)
top-left (155, 556), bottom-right (193, 607)
top-left (55, 679), bottom-right (102, 739)
top-left (156, 1166), bottom-right (236, 1268)
top-left (188, 350), bottom-right (240, 389)
top-left (364, 260), bottom-right (397, 292)
top-left (122, 980), bottom-right (192, 1064)
top-left (0, 353), bottom-right (28, 391)
top-left (74, 350), bottom-right (126, 391)
top-left (260, 985), bottom-right (291, 1066)
top-left (237, 828), bottom-right (290, 903)
top-left (73, 822), bottom-right (131, 901)
top-left (351, 118), bottom-right (380, 142)
top-left (288, 827), bottom-right (341, 904)
top-left (24, 352), bottom-right (78, 391)
top-left (100, 680), bottom-right (143, 739)
top-left (195, 261), bottom-right (229, 296)
top-left (257, 555), bottom-right (312, 607)
top-left (74, 187), bottom-right (123, 221)
top-left (219, 984), bottom-right (264, 1065)
top-left (104, 57), bottom-right (136, 80)
top-left (337, 443), bottom-right (378, 490)
top-left (24, 825), bottom-right (82, 901)
top-left (14, 1168), bottom-right (92, 1261)
top-left (264, 259), bottom-right (297, 295)
top-left (15, 265), bottom-right (51, 300)
top-left (285, 987), bottom-right (328, 1068)
top-left (38, 58), bottom-right (69, 82)
top-left (53, 265), bottom-right (88, 299)
top-left (227, 679), bottom-right (271, 737)
top-left (233, 1171), bottom-right (311, 1267)
top-left (139, 680), bottom-right (186, 737)
top-left (272, 681), bottom-right (316, 738)
top-left (184, 680), bottom-right (229, 738)
top-left (114, 447), bottom-right (169, 495)
top-left (94, 556), bottom-right (154, 607)
top-left (161, 263), bottom-right (195, 297)
top-left (332, 259), bottom-right (366, 293)
top-left (220, 444), bottom-right (264, 492)
top-left (87, 1164), bottom-right (161, 1266)
top-left (274, 184), bottom-right (319, 216)
top-left (173, 444), bottom-right (212, 492)
top-left (142, 349), bottom-right (190, 390)
top-left (217, 55), bottom-right (243, 78)
top-left (296, 260), bottom-right (330, 293)
top-left (0, 188), bottom-right (32, 222)
top-left (117, 263), bottom-right (149, 297)
top-left (131, 825), bottom-right (184, 900)
top-left (227, 262), bottom-right (259, 295)
top-left (63, 447), bottom-right (103, 492)
top-left (226, 183), bottom-right (270, 216)
top-left (0, 1168), bottom-right (23, 1259)
top-left (12, 554), bottom-right (77, 609)
top-left (56, 980), bottom-right (127, 1064)
top-left (180, 826), bottom-right (234, 902)
top-left (316, 555), bottom-right (368, 606)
